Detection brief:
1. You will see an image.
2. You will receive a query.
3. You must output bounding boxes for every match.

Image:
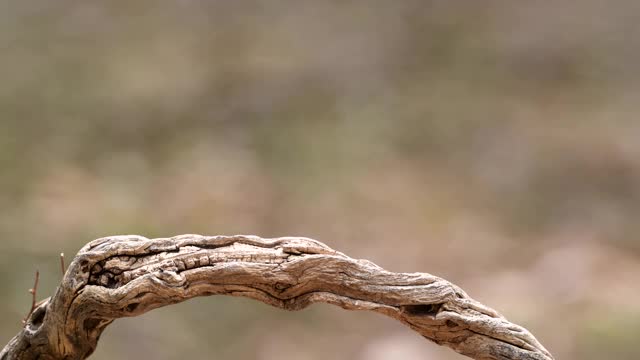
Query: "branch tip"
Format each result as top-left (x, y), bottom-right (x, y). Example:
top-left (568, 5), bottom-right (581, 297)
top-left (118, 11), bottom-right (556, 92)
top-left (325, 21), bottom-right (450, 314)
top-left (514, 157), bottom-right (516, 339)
top-left (23, 269), bottom-right (40, 326)
top-left (60, 252), bottom-right (66, 276)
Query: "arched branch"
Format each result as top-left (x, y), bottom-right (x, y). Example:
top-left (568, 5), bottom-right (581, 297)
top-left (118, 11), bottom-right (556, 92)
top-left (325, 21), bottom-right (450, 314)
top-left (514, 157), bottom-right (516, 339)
top-left (1, 234), bottom-right (553, 360)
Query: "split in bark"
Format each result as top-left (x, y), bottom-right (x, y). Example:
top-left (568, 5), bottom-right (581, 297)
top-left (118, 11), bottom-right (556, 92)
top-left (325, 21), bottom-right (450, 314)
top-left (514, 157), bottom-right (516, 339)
top-left (1, 234), bottom-right (554, 360)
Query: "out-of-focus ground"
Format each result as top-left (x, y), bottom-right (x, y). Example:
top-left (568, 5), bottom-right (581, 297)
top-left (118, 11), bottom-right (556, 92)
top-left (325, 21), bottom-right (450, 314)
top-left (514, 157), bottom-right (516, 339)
top-left (1, 1), bottom-right (639, 359)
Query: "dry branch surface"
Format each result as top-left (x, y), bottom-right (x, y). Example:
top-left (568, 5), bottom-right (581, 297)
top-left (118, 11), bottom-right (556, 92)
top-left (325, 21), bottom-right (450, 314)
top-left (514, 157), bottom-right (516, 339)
top-left (1, 235), bottom-right (553, 360)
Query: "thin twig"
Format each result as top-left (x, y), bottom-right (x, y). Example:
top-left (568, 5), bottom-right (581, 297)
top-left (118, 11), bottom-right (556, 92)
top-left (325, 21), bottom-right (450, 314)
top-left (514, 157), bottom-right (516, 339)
top-left (60, 252), bottom-right (66, 276)
top-left (22, 269), bottom-right (39, 326)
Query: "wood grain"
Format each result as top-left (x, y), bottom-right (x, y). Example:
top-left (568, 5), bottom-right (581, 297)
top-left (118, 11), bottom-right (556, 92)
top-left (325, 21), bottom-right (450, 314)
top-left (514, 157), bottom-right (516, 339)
top-left (1, 234), bottom-right (553, 360)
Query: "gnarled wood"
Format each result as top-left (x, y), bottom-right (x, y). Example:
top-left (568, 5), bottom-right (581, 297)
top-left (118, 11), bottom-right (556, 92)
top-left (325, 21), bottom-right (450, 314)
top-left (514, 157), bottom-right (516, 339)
top-left (1, 234), bottom-right (553, 360)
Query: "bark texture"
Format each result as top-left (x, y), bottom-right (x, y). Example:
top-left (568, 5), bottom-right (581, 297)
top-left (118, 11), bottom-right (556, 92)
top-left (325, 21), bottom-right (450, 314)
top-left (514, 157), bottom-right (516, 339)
top-left (1, 234), bottom-right (553, 360)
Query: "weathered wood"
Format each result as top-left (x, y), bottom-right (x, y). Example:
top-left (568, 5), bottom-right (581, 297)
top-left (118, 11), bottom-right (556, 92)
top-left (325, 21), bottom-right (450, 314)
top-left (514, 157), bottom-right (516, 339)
top-left (1, 234), bottom-right (554, 360)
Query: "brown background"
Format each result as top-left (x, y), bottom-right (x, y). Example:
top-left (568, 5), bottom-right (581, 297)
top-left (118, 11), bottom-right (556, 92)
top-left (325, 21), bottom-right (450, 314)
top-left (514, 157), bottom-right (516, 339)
top-left (1, 1), bottom-right (639, 359)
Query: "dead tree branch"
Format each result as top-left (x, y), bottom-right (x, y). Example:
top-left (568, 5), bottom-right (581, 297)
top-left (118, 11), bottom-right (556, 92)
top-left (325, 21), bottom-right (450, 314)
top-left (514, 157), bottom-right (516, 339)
top-left (1, 234), bottom-right (553, 360)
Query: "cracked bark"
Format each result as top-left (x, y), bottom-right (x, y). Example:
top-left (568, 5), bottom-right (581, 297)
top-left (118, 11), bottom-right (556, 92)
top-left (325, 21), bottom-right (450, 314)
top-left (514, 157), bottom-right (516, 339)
top-left (0, 234), bottom-right (554, 360)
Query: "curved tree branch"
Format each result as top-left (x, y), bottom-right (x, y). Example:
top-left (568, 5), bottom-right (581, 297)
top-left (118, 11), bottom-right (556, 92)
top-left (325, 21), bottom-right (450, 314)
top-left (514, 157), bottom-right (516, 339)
top-left (1, 234), bottom-right (553, 360)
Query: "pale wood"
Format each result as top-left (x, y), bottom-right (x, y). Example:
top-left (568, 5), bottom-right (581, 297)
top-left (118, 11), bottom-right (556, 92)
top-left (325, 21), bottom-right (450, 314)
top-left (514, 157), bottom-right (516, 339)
top-left (0, 234), bottom-right (554, 360)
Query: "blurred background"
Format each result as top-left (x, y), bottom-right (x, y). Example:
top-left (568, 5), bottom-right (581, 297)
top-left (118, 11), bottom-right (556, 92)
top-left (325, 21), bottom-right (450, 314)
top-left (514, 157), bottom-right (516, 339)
top-left (1, 1), bottom-right (639, 359)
